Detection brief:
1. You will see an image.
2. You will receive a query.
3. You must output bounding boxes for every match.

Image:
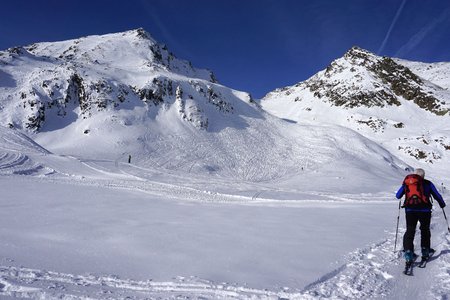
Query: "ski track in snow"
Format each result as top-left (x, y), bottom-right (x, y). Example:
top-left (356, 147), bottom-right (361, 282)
top-left (0, 265), bottom-right (307, 300)
top-left (301, 212), bottom-right (450, 300)
top-left (0, 152), bottom-right (395, 207)
top-left (301, 236), bottom-right (402, 299)
top-left (0, 152), bottom-right (55, 176)
top-left (3, 171), bottom-right (392, 207)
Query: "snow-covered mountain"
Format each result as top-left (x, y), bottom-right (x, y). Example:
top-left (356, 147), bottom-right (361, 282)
top-left (0, 28), bottom-right (232, 131)
top-left (0, 29), bottom-right (411, 184)
top-left (0, 28), bottom-right (274, 180)
top-left (262, 46), bottom-right (450, 176)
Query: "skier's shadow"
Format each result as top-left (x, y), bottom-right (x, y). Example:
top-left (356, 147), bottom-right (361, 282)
top-left (428, 249), bottom-right (450, 262)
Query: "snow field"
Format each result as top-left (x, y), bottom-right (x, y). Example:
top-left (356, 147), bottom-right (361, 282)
top-left (1, 173), bottom-right (449, 299)
top-left (0, 121), bottom-right (448, 299)
top-left (0, 177), bottom-right (394, 283)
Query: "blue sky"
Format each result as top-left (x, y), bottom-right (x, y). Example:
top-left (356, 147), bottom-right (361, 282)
top-left (1, 0), bottom-right (449, 98)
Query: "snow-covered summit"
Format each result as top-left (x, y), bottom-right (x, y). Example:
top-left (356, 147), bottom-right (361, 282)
top-left (8, 28), bottom-right (216, 83)
top-left (0, 28), bottom-right (229, 132)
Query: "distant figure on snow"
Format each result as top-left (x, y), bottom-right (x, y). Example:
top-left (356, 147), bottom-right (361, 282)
top-left (395, 168), bottom-right (446, 264)
top-left (128, 155), bottom-right (131, 164)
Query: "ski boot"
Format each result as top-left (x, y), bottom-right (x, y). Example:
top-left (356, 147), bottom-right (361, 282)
top-left (404, 250), bottom-right (415, 262)
top-left (418, 247), bottom-right (435, 268)
top-left (403, 250), bottom-right (417, 275)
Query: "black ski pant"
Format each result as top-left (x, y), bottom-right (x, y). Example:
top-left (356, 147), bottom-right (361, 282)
top-left (403, 211), bottom-right (431, 252)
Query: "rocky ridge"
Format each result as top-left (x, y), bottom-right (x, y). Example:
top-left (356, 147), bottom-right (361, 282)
top-left (274, 47), bottom-right (448, 114)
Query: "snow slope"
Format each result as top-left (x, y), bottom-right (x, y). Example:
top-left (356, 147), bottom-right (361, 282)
top-left (0, 140), bottom-right (449, 299)
top-left (396, 58), bottom-right (450, 90)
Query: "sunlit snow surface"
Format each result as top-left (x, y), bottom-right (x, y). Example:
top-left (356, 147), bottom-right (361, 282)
top-left (0, 124), bottom-right (449, 299)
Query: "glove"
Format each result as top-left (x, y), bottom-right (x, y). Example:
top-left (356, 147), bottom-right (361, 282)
top-left (440, 202), bottom-right (446, 208)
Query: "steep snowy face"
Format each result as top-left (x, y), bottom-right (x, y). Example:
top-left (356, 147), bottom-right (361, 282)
top-left (262, 47), bottom-right (450, 171)
top-left (0, 28), bottom-right (247, 132)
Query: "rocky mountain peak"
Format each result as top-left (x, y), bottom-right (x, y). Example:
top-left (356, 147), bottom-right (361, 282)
top-left (343, 46), bottom-right (374, 61)
top-left (134, 27), bottom-right (153, 40)
top-left (297, 46), bottom-right (448, 114)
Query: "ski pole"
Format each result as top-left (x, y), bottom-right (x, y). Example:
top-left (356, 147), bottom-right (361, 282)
top-left (442, 208), bottom-right (450, 234)
top-left (394, 199), bottom-right (402, 252)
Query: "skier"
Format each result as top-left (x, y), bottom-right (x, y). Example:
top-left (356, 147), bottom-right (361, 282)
top-left (396, 168), bottom-right (446, 269)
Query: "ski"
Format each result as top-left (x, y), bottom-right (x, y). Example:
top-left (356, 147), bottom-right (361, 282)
top-left (418, 249), bottom-right (435, 268)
